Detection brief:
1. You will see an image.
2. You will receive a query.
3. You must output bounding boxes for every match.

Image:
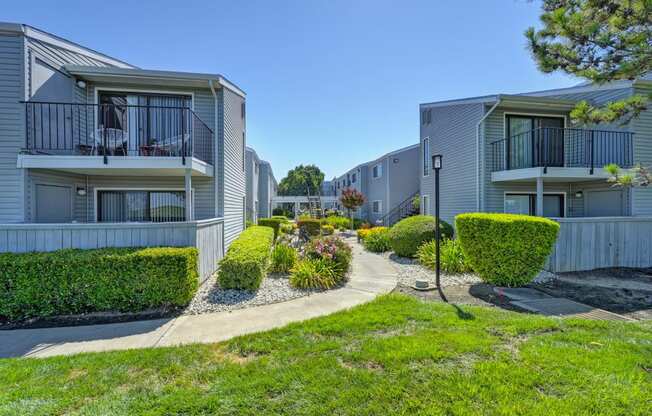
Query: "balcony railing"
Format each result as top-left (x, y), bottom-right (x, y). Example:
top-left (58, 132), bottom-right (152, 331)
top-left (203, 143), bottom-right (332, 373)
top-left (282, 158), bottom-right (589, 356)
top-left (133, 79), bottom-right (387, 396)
top-left (24, 101), bottom-right (214, 165)
top-left (490, 127), bottom-right (633, 173)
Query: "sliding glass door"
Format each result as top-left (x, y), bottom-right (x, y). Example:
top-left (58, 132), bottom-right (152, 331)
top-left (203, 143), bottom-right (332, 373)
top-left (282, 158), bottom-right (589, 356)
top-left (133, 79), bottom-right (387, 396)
top-left (506, 115), bottom-right (564, 169)
top-left (98, 190), bottom-right (186, 222)
top-left (504, 193), bottom-right (565, 217)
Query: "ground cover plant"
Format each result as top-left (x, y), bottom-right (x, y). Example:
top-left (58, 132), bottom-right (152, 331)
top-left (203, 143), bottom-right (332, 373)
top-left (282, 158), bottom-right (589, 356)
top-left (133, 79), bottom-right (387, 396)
top-left (290, 236), bottom-right (352, 289)
top-left (1, 294), bottom-right (650, 415)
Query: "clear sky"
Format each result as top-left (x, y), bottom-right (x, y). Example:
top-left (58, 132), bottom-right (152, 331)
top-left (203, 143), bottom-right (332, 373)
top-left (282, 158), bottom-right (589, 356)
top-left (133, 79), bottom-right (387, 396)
top-left (5, 0), bottom-right (579, 180)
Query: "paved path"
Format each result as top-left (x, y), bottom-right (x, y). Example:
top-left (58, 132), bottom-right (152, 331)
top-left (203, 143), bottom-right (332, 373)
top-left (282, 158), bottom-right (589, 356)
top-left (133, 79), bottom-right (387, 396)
top-left (0, 238), bottom-right (397, 359)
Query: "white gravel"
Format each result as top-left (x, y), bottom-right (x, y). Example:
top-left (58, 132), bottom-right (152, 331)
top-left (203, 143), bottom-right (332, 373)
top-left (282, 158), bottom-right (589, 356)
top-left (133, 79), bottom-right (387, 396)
top-left (184, 274), bottom-right (321, 315)
top-left (381, 252), bottom-right (482, 288)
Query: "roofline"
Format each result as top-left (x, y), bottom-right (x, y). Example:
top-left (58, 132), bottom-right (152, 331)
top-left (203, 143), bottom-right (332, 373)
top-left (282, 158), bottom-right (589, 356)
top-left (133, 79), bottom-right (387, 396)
top-left (64, 65), bottom-right (246, 97)
top-left (0, 22), bottom-right (135, 68)
top-left (420, 94), bottom-right (498, 108)
top-left (335, 142), bottom-right (420, 179)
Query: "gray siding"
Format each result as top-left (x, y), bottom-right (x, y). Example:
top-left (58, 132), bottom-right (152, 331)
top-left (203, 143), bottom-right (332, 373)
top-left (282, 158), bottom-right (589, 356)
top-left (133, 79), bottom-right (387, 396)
top-left (245, 148), bottom-right (259, 221)
top-left (420, 102), bottom-right (484, 225)
top-left (0, 32), bottom-right (25, 222)
top-left (218, 87), bottom-right (246, 247)
top-left (631, 84), bottom-right (652, 215)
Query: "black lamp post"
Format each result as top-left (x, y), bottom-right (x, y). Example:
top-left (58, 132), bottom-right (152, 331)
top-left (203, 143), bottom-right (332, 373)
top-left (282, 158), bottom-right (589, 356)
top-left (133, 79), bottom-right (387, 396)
top-left (432, 154), bottom-right (447, 302)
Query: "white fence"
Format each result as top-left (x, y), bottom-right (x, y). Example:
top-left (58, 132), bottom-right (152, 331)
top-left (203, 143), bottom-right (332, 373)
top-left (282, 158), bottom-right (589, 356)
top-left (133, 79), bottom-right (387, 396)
top-left (0, 218), bottom-right (224, 282)
top-left (546, 217), bottom-right (652, 273)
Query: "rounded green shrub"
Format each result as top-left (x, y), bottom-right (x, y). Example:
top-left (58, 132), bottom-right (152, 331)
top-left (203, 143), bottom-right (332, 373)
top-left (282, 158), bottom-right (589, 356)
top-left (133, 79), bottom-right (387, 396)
top-left (417, 239), bottom-right (472, 274)
top-left (321, 224), bottom-right (335, 235)
top-left (455, 213), bottom-right (559, 287)
top-left (388, 215), bottom-right (453, 258)
top-left (258, 218), bottom-right (283, 240)
top-left (362, 227), bottom-right (391, 253)
top-left (297, 218), bottom-right (321, 237)
top-left (218, 226), bottom-right (274, 290)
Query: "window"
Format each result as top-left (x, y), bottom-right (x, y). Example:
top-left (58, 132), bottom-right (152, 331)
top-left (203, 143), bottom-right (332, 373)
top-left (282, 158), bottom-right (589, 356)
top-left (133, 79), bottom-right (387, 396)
top-left (97, 190), bottom-right (186, 222)
top-left (241, 102), bottom-right (246, 119)
top-left (372, 200), bottom-right (382, 214)
top-left (352, 173), bottom-right (356, 183)
top-left (505, 115), bottom-right (564, 169)
top-left (372, 164), bottom-right (382, 179)
top-left (427, 109), bottom-right (431, 124)
top-left (422, 195), bottom-right (430, 215)
top-left (504, 193), bottom-right (565, 217)
top-left (422, 138), bottom-right (430, 176)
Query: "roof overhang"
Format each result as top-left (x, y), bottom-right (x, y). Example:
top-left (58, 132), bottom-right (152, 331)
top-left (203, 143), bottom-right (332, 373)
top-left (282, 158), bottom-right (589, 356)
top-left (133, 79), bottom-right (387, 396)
top-left (494, 94), bottom-right (578, 112)
top-left (64, 65), bottom-right (246, 98)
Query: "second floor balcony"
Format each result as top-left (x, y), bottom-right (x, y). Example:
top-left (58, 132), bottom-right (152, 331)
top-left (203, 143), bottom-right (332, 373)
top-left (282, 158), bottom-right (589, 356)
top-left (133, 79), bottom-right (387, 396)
top-left (490, 127), bottom-right (634, 174)
top-left (22, 101), bottom-right (214, 169)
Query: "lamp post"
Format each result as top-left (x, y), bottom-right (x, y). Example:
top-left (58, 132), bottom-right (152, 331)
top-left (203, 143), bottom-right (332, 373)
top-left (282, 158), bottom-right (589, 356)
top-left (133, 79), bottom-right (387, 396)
top-left (432, 154), bottom-right (447, 302)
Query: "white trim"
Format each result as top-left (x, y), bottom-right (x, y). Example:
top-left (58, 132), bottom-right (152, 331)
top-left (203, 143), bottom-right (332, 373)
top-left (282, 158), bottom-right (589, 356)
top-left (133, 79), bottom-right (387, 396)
top-left (503, 191), bottom-right (567, 217)
top-left (491, 167), bottom-right (609, 182)
top-left (93, 187), bottom-right (194, 223)
top-left (372, 200), bottom-right (383, 214)
top-left (421, 194), bottom-right (430, 215)
top-left (422, 137), bottom-right (430, 177)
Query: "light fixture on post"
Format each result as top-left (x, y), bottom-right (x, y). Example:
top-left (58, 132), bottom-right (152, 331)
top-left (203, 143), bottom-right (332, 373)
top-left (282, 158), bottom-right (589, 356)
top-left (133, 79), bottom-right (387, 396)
top-left (431, 154), bottom-right (447, 302)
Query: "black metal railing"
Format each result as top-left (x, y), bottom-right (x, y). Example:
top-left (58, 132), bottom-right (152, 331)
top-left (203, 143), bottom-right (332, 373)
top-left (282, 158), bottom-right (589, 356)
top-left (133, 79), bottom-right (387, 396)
top-left (490, 127), bottom-right (633, 173)
top-left (23, 101), bottom-right (214, 165)
top-left (377, 191), bottom-right (420, 227)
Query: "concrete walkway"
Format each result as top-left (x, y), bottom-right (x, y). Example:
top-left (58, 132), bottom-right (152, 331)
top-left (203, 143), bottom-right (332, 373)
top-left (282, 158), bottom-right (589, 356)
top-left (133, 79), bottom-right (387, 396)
top-left (0, 238), bottom-right (397, 359)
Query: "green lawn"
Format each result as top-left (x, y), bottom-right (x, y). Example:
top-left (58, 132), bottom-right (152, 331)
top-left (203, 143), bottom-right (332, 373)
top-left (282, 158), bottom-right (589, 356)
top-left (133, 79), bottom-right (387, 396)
top-left (1, 294), bottom-right (651, 415)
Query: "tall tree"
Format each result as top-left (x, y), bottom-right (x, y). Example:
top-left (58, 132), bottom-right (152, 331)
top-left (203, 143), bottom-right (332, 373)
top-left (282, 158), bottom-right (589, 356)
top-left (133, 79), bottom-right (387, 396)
top-left (278, 165), bottom-right (325, 196)
top-left (526, 0), bottom-right (652, 125)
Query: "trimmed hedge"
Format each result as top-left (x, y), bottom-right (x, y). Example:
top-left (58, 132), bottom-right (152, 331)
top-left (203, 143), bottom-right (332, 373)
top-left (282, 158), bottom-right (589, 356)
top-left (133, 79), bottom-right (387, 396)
top-left (218, 226), bottom-right (275, 290)
top-left (388, 215), bottom-right (453, 257)
top-left (258, 218), bottom-right (283, 239)
top-left (271, 215), bottom-right (290, 223)
top-left (362, 227), bottom-right (391, 253)
top-left (0, 247), bottom-right (198, 321)
top-left (297, 218), bottom-right (321, 237)
top-left (321, 216), bottom-right (350, 230)
top-left (455, 213), bottom-right (559, 287)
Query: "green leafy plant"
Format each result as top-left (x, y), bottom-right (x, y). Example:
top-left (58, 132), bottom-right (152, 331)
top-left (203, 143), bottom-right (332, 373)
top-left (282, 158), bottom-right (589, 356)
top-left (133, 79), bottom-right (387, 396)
top-left (417, 239), bottom-right (472, 274)
top-left (304, 236), bottom-right (352, 278)
top-left (0, 247), bottom-right (198, 321)
top-left (270, 243), bottom-right (297, 274)
top-left (279, 222), bottom-right (295, 235)
top-left (258, 218), bottom-right (284, 240)
top-left (271, 215), bottom-right (290, 223)
top-left (455, 213), bottom-right (559, 287)
top-left (297, 218), bottom-right (321, 237)
top-left (388, 215), bottom-right (453, 258)
top-left (362, 227), bottom-right (391, 253)
top-left (321, 224), bottom-right (335, 235)
top-left (289, 258), bottom-right (339, 289)
top-left (217, 226), bottom-right (275, 290)
top-left (320, 216), bottom-right (350, 230)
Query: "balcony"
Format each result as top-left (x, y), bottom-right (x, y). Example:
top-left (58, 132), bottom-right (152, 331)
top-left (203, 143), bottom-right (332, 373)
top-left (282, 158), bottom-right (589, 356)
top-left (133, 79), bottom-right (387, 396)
top-left (19, 101), bottom-right (214, 176)
top-left (490, 127), bottom-right (633, 181)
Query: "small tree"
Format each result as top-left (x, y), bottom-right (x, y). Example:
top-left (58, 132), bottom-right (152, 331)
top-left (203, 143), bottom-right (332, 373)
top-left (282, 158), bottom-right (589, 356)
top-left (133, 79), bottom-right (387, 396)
top-left (339, 188), bottom-right (365, 230)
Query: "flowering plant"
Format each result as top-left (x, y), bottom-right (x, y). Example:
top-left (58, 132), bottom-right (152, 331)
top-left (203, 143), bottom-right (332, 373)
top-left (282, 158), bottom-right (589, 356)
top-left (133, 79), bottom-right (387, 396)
top-left (303, 236), bottom-right (352, 277)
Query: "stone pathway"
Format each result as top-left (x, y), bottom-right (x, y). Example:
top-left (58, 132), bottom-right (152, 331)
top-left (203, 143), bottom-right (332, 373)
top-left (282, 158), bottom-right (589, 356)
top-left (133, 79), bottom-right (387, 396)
top-left (0, 236), bottom-right (396, 359)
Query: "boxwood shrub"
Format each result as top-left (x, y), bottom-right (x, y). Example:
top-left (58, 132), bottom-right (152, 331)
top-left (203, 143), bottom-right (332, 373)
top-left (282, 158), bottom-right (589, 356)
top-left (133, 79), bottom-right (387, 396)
top-left (0, 247), bottom-right (198, 321)
top-left (297, 218), bottom-right (321, 237)
top-left (258, 218), bottom-right (283, 239)
top-left (455, 213), bottom-right (559, 287)
top-left (218, 226), bottom-right (274, 290)
top-left (388, 215), bottom-right (453, 257)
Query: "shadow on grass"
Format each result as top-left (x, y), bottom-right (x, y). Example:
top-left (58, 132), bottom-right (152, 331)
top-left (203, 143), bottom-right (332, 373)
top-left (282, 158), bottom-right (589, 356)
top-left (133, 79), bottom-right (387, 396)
top-left (451, 303), bottom-right (475, 320)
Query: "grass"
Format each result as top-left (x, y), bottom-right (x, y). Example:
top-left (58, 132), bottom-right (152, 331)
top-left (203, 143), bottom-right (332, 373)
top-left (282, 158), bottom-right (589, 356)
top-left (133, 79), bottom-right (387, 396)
top-left (1, 294), bottom-right (651, 415)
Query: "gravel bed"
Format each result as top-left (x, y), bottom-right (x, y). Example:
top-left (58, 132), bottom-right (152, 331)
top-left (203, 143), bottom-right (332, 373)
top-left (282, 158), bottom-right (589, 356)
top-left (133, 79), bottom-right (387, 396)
top-left (382, 252), bottom-right (481, 288)
top-left (184, 274), bottom-right (321, 315)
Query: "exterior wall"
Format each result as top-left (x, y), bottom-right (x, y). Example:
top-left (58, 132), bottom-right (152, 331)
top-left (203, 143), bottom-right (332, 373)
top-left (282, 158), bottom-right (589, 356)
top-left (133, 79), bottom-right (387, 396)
top-left (217, 87), bottom-right (246, 247)
top-left (631, 84), bottom-right (652, 215)
top-left (245, 148), bottom-right (259, 221)
top-left (387, 146), bottom-right (420, 210)
top-left (0, 31), bottom-right (26, 222)
top-left (256, 162), bottom-right (277, 218)
top-left (366, 158), bottom-right (387, 223)
top-left (420, 102), bottom-right (484, 225)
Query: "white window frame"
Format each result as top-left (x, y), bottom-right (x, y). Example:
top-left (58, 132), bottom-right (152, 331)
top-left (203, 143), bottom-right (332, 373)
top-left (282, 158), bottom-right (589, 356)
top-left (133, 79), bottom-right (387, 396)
top-left (372, 163), bottom-right (383, 179)
top-left (372, 200), bottom-right (382, 214)
top-left (503, 191), bottom-right (567, 218)
top-left (421, 194), bottom-right (430, 215)
top-left (422, 137), bottom-right (430, 177)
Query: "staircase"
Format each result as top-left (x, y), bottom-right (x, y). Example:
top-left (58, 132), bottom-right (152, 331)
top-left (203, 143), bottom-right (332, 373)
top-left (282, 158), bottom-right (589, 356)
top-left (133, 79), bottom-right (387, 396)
top-left (377, 192), bottom-right (420, 227)
top-left (307, 195), bottom-right (322, 218)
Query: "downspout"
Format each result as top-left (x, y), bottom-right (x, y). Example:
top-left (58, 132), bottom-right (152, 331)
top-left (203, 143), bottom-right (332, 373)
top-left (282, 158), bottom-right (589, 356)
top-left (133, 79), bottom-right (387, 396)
top-left (209, 79), bottom-right (225, 256)
top-left (476, 95), bottom-right (502, 211)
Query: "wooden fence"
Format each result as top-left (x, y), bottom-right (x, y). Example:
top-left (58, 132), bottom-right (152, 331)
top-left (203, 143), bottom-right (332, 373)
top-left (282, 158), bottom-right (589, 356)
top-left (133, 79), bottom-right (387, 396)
top-left (546, 217), bottom-right (652, 272)
top-left (0, 218), bottom-right (224, 282)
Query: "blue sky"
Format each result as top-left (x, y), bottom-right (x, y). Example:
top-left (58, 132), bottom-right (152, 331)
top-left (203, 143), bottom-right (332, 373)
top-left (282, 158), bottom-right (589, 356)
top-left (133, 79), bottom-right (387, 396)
top-left (6, 0), bottom-right (578, 180)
